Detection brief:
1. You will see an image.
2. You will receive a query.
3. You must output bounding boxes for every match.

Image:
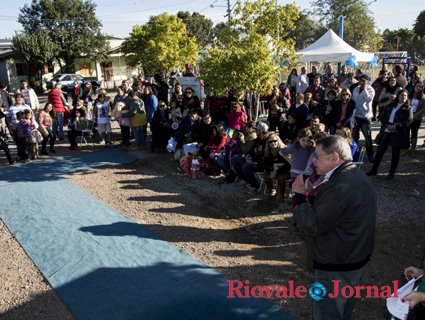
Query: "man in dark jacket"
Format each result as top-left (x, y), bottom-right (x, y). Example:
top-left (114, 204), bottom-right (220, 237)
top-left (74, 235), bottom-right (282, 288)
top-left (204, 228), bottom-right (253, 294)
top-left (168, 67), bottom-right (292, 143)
top-left (292, 135), bottom-right (377, 320)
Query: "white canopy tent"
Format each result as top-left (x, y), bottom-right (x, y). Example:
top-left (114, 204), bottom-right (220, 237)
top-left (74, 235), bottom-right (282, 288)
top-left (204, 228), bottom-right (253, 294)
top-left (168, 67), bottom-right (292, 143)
top-left (296, 29), bottom-right (374, 63)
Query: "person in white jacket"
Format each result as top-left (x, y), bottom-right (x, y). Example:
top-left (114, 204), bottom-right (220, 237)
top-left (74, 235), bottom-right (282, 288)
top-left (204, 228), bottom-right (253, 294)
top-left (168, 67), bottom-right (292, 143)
top-left (352, 74), bottom-right (375, 162)
top-left (16, 79), bottom-right (40, 113)
top-left (296, 67), bottom-right (309, 94)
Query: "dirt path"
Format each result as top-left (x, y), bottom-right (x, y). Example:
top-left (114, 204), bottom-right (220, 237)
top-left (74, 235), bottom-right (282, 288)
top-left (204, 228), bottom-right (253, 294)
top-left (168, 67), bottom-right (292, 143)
top-left (1, 145), bottom-right (424, 319)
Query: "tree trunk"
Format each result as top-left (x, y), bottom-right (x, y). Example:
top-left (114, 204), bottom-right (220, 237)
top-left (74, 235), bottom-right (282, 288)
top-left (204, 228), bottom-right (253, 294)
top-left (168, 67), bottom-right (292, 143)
top-left (255, 94), bottom-right (260, 122)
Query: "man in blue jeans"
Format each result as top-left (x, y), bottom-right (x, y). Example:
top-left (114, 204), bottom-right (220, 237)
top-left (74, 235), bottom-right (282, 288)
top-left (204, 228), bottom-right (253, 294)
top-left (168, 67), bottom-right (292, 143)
top-left (352, 74), bottom-right (375, 162)
top-left (231, 121), bottom-right (269, 193)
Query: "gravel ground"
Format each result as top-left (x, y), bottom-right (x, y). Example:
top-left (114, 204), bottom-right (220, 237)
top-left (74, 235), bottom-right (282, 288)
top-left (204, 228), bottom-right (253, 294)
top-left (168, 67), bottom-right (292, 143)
top-left (1, 124), bottom-right (425, 319)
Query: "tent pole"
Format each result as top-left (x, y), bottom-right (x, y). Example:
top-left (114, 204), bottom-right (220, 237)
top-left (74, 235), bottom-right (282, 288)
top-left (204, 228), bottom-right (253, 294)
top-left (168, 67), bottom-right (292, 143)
top-left (337, 15), bottom-right (344, 74)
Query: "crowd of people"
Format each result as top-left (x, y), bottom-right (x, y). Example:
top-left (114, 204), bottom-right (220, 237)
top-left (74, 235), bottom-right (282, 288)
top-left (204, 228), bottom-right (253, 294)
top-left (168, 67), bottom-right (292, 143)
top-left (0, 65), bottom-right (424, 319)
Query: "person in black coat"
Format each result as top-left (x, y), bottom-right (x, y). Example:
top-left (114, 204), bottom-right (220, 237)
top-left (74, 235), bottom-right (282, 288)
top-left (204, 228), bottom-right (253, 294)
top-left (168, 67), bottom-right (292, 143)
top-left (287, 93), bottom-right (309, 128)
top-left (335, 88), bottom-right (356, 130)
top-left (367, 90), bottom-right (413, 179)
top-left (150, 101), bottom-right (172, 151)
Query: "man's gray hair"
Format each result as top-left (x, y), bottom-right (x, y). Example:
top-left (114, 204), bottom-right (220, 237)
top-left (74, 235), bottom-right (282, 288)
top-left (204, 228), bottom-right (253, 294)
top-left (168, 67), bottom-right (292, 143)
top-left (317, 135), bottom-right (353, 161)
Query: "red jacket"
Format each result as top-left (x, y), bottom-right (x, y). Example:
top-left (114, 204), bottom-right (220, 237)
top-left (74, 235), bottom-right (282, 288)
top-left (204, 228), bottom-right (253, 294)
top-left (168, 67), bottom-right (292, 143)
top-left (48, 89), bottom-right (65, 113)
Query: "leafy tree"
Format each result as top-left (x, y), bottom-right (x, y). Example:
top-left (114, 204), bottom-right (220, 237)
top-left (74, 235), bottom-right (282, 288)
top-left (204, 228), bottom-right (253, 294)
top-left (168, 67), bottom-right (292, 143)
top-left (414, 10), bottom-right (425, 37)
top-left (381, 28), bottom-right (425, 60)
top-left (381, 28), bottom-right (416, 52)
top-left (12, 30), bottom-right (59, 90)
top-left (199, 0), bottom-right (299, 120)
top-left (211, 22), bottom-right (228, 43)
top-left (18, 0), bottom-right (110, 73)
top-left (311, 0), bottom-right (382, 51)
top-left (290, 11), bottom-right (327, 50)
top-left (122, 13), bottom-right (199, 77)
top-left (177, 11), bottom-right (214, 47)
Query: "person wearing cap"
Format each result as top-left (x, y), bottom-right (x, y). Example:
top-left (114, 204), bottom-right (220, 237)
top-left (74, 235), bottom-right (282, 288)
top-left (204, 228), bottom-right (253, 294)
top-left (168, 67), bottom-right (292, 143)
top-left (16, 79), bottom-right (40, 113)
top-left (352, 74), bottom-right (375, 162)
top-left (231, 121), bottom-right (270, 193)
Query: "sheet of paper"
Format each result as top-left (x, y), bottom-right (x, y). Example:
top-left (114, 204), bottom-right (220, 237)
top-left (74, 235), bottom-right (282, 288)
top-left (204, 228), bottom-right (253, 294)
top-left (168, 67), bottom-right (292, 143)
top-left (386, 276), bottom-right (422, 320)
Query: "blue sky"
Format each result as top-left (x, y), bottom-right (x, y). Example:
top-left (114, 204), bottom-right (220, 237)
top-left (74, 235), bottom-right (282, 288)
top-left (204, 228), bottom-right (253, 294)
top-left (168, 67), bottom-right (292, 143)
top-left (0, 0), bottom-right (423, 39)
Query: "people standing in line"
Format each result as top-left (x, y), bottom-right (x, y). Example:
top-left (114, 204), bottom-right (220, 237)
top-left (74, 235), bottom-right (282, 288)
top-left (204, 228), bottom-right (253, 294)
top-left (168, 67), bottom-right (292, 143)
top-left (407, 82), bottom-right (425, 157)
top-left (16, 79), bottom-right (40, 113)
top-left (38, 103), bottom-right (56, 155)
top-left (292, 135), bottom-right (376, 320)
top-left (352, 74), bottom-right (375, 162)
top-left (367, 90), bottom-right (413, 179)
top-left (47, 84), bottom-right (68, 140)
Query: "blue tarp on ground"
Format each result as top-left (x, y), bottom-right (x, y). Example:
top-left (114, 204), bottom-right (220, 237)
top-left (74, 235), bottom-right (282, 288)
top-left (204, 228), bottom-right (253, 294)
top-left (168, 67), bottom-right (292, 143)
top-left (0, 149), bottom-right (294, 320)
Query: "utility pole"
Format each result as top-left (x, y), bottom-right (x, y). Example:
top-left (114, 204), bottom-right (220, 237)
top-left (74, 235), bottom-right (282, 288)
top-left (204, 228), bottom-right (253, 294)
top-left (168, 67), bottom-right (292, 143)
top-left (227, 0), bottom-right (231, 23)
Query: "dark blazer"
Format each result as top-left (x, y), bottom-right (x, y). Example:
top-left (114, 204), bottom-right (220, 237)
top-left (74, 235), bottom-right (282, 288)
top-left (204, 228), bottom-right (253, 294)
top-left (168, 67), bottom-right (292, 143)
top-left (293, 162), bottom-right (377, 271)
top-left (335, 99), bottom-right (356, 129)
top-left (378, 102), bottom-right (413, 148)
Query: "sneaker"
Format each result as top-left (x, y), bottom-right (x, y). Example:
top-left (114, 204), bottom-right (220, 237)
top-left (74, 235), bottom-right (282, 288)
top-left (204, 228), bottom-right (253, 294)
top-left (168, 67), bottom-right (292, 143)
top-left (99, 139), bottom-right (106, 145)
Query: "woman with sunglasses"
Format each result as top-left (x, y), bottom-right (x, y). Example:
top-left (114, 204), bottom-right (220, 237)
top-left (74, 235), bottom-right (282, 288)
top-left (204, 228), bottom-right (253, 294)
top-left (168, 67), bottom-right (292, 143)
top-left (368, 90), bottom-right (413, 179)
top-left (182, 87), bottom-right (200, 113)
top-left (264, 133), bottom-right (291, 203)
top-left (151, 101), bottom-right (172, 152)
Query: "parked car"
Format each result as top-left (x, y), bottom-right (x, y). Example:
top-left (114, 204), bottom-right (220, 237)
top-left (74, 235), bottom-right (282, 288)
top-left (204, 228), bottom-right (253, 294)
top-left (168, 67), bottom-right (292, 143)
top-left (46, 74), bottom-right (101, 91)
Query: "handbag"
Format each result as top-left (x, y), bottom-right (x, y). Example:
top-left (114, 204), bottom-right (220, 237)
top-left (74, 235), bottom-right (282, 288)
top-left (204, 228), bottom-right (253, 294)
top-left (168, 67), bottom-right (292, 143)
top-left (130, 112), bottom-right (147, 128)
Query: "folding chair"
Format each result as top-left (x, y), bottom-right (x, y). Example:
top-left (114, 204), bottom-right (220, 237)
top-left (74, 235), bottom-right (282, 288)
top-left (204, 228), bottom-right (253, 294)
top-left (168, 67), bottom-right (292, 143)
top-left (353, 146), bottom-right (366, 168)
top-left (80, 120), bottom-right (94, 145)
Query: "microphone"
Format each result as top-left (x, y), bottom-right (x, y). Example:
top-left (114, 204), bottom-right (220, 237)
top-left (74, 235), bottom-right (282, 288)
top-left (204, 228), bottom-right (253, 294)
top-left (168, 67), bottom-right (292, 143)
top-left (303, 167), bottom-right (313, 181)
